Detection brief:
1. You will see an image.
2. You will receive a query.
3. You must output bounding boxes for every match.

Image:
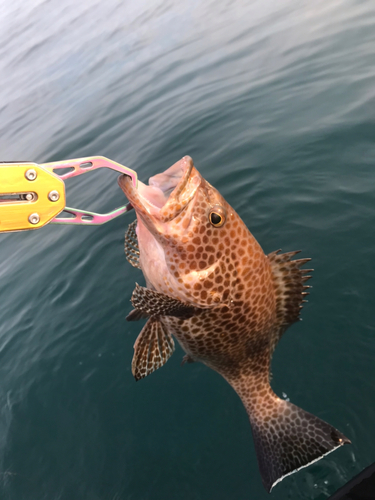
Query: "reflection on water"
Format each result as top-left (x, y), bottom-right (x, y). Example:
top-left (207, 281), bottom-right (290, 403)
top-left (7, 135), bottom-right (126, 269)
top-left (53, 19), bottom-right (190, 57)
top-left (0, 0), bottom-right (375, 498)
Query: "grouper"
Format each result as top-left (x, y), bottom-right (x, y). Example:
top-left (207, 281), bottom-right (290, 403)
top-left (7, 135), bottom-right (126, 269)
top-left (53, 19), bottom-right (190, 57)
top-left (118, 156), bottom-right (350, 492)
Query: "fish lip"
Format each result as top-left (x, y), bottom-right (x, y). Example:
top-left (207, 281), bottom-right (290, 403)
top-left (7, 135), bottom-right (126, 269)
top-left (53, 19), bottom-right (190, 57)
top-left (118, 156), bottom-right (197, 221)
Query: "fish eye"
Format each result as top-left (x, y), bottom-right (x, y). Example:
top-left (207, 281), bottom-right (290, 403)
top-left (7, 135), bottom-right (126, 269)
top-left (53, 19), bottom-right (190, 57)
top-left (209, 206), bottom-right (226, 227)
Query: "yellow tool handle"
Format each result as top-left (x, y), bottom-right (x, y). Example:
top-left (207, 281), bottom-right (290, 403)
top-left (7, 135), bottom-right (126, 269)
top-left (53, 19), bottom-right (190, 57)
top-left (0, 163), bottom-right (66, 232)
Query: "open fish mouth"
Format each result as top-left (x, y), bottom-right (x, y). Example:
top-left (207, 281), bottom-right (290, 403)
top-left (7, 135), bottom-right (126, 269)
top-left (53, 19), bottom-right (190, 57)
top-left (118, 156), bottom-right (200, 222)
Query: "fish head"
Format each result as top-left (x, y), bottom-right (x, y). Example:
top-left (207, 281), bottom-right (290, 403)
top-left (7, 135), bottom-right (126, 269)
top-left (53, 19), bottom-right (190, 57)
top-left (118, 156), bottom-right (243, 306)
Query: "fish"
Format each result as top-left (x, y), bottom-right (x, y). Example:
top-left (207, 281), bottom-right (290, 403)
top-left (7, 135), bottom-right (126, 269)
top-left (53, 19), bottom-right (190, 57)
top-left (118, 156), bottom-right (350, 492)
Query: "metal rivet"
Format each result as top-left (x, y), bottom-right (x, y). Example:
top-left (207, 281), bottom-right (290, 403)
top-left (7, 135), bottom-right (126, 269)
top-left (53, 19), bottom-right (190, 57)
top-left (28, 213), bottom-right (40, 224)
top-left (48, 190), bottom-right (60, 202)
top-left (25, 168), bottom-right (37, 181)
top-left (25, 193), bottom-right (34, 201)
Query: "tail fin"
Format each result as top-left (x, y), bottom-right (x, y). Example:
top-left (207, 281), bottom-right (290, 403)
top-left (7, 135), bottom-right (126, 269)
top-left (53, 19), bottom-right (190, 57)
top-left (248, 397), bottom-right (351, 492)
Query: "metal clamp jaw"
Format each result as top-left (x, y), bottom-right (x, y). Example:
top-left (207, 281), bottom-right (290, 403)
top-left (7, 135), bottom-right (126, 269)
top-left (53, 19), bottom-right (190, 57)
top-left (0, 156), bottom-right (137, 232)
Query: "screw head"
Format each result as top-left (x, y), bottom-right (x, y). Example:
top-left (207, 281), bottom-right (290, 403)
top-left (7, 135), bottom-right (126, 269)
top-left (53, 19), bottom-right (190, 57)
top-left (28, 213), bottom-right (40, 225)
top-left (48, 190), bottom-right (60, 202)
top-left (25, 168), bottom-right (37, 181)
top-left (25, 193), bottom-right (34, 201)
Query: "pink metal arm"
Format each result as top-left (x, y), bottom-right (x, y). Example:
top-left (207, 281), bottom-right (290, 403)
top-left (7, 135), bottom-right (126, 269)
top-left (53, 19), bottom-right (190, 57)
top-left (50, 204), bottom-right (133, 225)
top-left (40, 156), bottom-right (137, 225)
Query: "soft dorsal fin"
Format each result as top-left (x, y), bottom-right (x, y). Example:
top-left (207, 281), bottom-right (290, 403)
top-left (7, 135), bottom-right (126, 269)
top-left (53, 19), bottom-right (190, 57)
top-left (267, 249), bottom-right (312, 350)
top-left (132, 318), bottom-right (175, 380)
top-left (124, 220), bottom-right (141, 269)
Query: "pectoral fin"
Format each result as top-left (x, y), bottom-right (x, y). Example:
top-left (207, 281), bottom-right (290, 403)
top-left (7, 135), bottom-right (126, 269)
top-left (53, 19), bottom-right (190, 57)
top-left (126, 309), bottom-right (148, 322)
top-left (130, 283), bottom-right (202, 319)
top-left (132, 318), bottom-right (175, 381)
top-left (124, 220), bottom-right (141, 269)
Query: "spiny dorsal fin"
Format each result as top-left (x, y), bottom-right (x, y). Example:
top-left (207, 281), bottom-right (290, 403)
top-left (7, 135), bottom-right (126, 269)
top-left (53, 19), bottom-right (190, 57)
top-left (131, 283), bottom-right (203, 319)
top-left (267, 249), bottom-right (313, 350)
top-left (124, 220), bottom-right (141, 269)
top-left (132, 318), bottom-right (175, 380)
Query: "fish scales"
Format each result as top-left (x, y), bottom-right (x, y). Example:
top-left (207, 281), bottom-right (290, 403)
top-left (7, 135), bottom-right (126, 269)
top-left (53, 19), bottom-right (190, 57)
top-left (118, 156), bottom-right (350, 492)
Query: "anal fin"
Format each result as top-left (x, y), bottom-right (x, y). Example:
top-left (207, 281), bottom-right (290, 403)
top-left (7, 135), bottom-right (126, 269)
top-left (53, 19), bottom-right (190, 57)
top-left (132, 318), bottom-right (175, 381)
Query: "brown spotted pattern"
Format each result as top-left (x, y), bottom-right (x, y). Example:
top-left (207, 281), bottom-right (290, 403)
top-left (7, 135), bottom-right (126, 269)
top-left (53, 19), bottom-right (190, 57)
top-left (118, 156), bottom-right (350, 492)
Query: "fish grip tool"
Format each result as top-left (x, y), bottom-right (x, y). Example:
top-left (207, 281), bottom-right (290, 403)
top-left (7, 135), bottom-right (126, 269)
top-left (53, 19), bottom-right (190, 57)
top-left (0, 156), bottom-right (137, 232)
